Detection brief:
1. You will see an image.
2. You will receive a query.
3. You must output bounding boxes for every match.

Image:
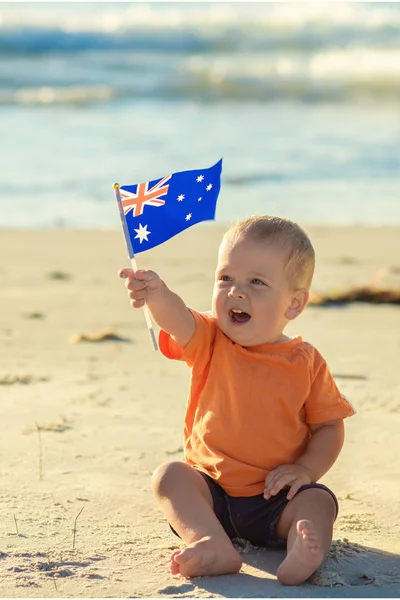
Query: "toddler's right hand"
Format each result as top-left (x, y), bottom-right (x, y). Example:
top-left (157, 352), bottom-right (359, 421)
top-left (118, 268), bottom-right (163, 309)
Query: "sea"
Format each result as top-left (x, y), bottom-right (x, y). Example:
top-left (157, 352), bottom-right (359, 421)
top-left (1, 1), bottom-right (400, 229)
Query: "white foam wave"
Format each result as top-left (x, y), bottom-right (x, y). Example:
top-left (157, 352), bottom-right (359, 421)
top-left (310, 48), bottom-right (400, 80)
top-left (1, 2), bottom-right (400, 33)
top-left (0, 85), bottom-right (115, 105)
top-left (187, 46), bottom-right (400, 86)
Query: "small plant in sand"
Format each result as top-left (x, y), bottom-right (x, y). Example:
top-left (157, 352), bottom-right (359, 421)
top-left (72, 506), bottom-right (85, 550)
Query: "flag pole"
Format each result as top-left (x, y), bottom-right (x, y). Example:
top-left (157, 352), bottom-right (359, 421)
top-left (114, 183), bottom-right (158, 351)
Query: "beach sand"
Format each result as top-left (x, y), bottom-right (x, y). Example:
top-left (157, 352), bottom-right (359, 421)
top-left (1, 225), bottom-right (400, 598)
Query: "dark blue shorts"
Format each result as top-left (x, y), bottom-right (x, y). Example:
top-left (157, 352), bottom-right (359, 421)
top-left (171, 471), bottom-right (339, 548)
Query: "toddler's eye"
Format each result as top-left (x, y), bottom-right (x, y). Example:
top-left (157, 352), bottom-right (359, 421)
top-left (250, 278), bottom-right (266, 285)
top-left (219, 275), bottom-right (232, 282)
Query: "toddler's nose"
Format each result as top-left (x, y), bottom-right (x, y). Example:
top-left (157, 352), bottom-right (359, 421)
top-left (228, 285), bottom-right (245, 300)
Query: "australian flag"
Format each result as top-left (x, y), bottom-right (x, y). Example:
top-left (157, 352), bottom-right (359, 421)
top-left (118, 159), bottom-right (222, 255)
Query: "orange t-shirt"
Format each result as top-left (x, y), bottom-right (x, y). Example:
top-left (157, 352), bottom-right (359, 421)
top-left (159, 310), bottom-right (355, 497)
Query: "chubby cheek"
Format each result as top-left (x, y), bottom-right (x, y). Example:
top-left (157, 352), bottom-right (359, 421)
top-left (211, 289), bottom-right (225, 320)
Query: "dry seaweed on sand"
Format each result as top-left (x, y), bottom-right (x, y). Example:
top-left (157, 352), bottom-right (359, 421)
top-left (309, 286), bottom-right (400, 306)
top-left (70, 329), bottom-right (129, 343)
top-left (0, 374), bottom-right (48, 385)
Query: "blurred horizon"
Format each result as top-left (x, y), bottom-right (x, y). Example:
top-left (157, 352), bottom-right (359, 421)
top-left (1, 2), bottom-right (399, 228)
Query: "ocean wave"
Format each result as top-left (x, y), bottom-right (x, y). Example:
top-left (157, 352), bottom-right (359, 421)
top-left (2, 2), bottom-right (400, 34)
top-left (0, 85), bottom-right (116, 105)
top-left (1, 2), bottom-right (400, 56)
top-left (183, 48), bottom-right (400, 101)
top-left (1, 23), bottom-right (399, 56)
top-left (1, 45), bottom-right (399, 106)
top-left (1, 3), bottom-right (399, 106)
top-left (1, 79), bottom-right (399, 108)
top-left (0, 27), bottom-right (215, 55)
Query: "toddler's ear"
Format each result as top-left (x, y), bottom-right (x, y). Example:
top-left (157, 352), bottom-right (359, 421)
top-left (285, 289), bottom-right (309, 321)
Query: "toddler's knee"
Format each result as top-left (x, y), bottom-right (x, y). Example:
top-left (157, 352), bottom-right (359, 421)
top-left (151, 461), bottom-right (187, 498)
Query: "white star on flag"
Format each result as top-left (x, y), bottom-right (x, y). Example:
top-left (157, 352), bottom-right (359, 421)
top-left (206, 183), bottom-right (213, 191)
top-left (185, 213), bottom-right (192, 221)
top-left (134, 223), bottom-right (151, 243)
top-left (196, 175), bottom-right (204, 182)
top-left (177, 194), bottom-right (185, 201)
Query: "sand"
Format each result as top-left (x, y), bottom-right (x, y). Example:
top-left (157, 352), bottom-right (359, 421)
top-left (1, 225), bottom-right (400, 598)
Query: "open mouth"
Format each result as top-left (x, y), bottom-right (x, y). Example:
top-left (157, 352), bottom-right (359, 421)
top-left (229, 309), bottom-right (251, 324)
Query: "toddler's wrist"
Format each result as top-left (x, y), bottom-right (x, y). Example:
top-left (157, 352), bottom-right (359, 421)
top-left (295, 462), bottom-right (315, 482)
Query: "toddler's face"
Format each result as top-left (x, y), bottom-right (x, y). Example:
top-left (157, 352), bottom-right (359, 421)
top-left (211, 234), bottom-right (296, 346)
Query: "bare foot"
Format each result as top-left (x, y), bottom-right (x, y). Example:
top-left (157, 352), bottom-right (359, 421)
top-left (277, 520), bottom-right (325, 586)
top-left (169, 535), bottom-right (242, 578)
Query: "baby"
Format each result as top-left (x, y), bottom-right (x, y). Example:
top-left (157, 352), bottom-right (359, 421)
top-left (119, 215), bottom-right (354, 585)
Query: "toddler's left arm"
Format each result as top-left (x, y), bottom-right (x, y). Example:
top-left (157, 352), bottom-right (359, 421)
top-left (264, 419), bottom-right (344, 501)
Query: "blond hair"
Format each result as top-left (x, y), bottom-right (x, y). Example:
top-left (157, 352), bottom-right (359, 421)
top-left (226, 215), bottom-right (315, 289)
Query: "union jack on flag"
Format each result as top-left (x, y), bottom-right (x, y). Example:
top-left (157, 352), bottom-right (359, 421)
top-left (117, 159), bottom-right (222, 255)
top-left (120, 174), bottom-right (171, 218)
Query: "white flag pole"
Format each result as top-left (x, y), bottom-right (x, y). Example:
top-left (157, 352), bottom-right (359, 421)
top-left (114, 183), bottom-right (158, 351)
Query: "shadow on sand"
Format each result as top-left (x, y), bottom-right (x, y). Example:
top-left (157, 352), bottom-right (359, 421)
top-left (158, 541), bottom-right (400, 598)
